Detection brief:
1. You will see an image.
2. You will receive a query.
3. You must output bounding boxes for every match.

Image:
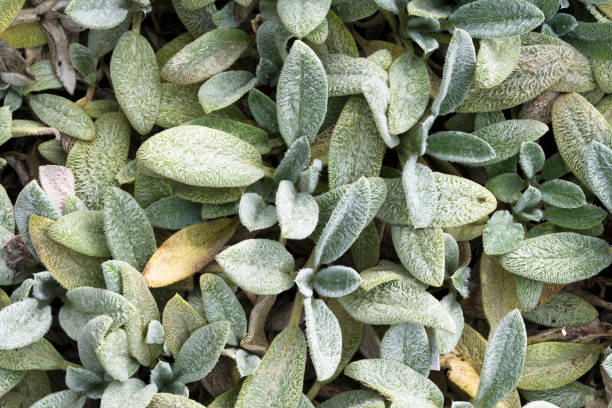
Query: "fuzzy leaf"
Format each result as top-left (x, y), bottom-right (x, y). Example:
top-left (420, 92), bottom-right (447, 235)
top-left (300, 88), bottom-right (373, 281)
top-left (30, 390), bottom-right (86, 408)
top-left (96, 328), bottom-right (138, 381)
top-left (239, 193), bottom-right (277, 232)
top-left (65, 0), bottom-right (128, 30)
top-left (143, 218), bottom-right (237, 287)
top-left (235, 327), bottom-right (306, 408)
top-left (162, 294), bottom-right (206, 357)
top-left (274, 137), bottom-right (311, 184)
top-left (474, 37), bottom-right (521, 88)
top-left (483, 210), bottom-right (524, 255)
top-left (148, 393), bottom-right (206, 408)
top-left (216, 239), bottom-right (295, 295)
top-left (321, 54), bottom-right (388, 96)
top-left (38, 165), bottom-right (75, 215)
top-left (198, 71), bottom-right (256, 114)
top-left (100, 379), bottom-right (157, 408)
top-left (449, 0), bottom-right (545, 39)
top-left (523, 292), bottom-right (598, 327)
top-left (500, 232), bottom-right (612, 283)
top-left (520, 142), bottom-right (546, 178)
top-left (544, 204), bottom-right (606, 230)
top-left (277, 0), bottom-right (331, 38)
top-left (161, 28), bottom-right (252, 84)
top-left (401, 158), bottom-right (438, 228)
top-left (200, 273), bottom-right (246, 346)
top-left (314, 265), bottom-right (362, 298)
top-left (0, 338), bottom-right (69, 371)
top-left (392, 225), bottom-right (445, 287)
top-left (137, 125), bottom-right (264, 188)
top-left (29, 94), bottom-right (94, 140)
top-left (48, 210), bottom-right (110, 257)
top-left (474, 310), bottom-right (527, 408)
top-left (426, 131), bottom-right (496, 165)
top-left (145, 196), bottom-right (202, 230)
top-left (381, 323), bottom-right (430, 376)
top-left (155, 83), bottom-right (203, 128)
top-left (276, 181), bottom-right (319, 240)
top-left (277, 40), bottom-right (327, 145)
top-left (0, 298), bottom-right (51, 350)
top-left (304, 297), bottom-right (342, 381)
top-left (586, 141), bottom-right (612, 212)
top-left (317, 390), bottom-right (385, 408)
top-left (344, 359), bottom-right (444, 408)
top-left (67, 287), bottom-right (135, 330)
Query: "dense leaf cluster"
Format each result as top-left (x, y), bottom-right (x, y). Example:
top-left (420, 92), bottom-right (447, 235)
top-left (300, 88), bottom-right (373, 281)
top-left (0, 0), bottom-right (611, 407)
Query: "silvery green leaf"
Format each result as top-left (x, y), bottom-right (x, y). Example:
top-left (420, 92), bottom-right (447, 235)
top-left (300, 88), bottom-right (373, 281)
top-left (65, 0), bottom-right (128, 30)
top-left (331, 0), bottom-right (379, 22)
top-left (314, 265), bottom-right (362, 298)
top-left (145, 196), bottom-right (202, 230)
top-left (29, 390), bottom-right (86, 408)
top-left (500, 232), bottom-right (612, 283)
top-left (100, 379), bottom-right (157, 408)
top-left (520, 142), bottom-right (546, 178)
top-left (544, 204), bottom-right (606, 230)
top-left (451, 267), bottom-right (471, 298)
top-left (366, 49), bottom-right (392, 70)
top-left (518, 342), bottom-right (599, 390)
top-left (483, 210), bottom-right (524, 255)
top-left (474, 37), bottom-right (521, 88)
top-left (58, 303), bottom-right (97, 341)
top-left (69, 288), bottom-right (134, 332)
top-left (338, 280), bottom-right (456, 332)
top-left (77, 315), bottom-right (113, 374)
top-left (402, 157), bottom-right (438, 229)
top-left (303, 18), bottom-right (329, 44)
top-left (361, 77), bottom-right (398, 148)
top-left (514, 275), bottom-right (542, 312)
top-left (239, 193), bottom-right (277, 232)
top-left (48, 210), bottom-right (110, 257)
top-left (274, 137), bottom-right (311, 184)
top-left (65, 366), bottom-right (103, 393)
top-left (277, 0), bottom-right (331, 38)
top-left (444, 233), bottom-right (459, 273)
top-left (344, 359), bottom-right (444, 408)
top-left (431, 29), bottom-right (475, 116)
top-left (603, 353), bottom-right (612, 378)
top-left (0, 298), bottom-right (51, 350)
top-left (69, 43), bottom-right (97, 85)
top-left (407, 0), bottom-right (452, 18)
top-left (161, 28), bottom-right (252, 84)
top-left (198, 71), bottom-right (257, 114)
top-left (277, 40), bottom-right (328, 145)
top-left (295, 268), bottom-right (315, 297)
top-left (304, 297), bottom-right (342, 381)
top-left (216, 239), bottom-right (295, 295)
top-left (540, 153), bottom-right (568, 181)
top-left (161, 295), bottom-right (206, 358)
top-left (9, 279), bottom-right (34, 303)
top-left (0, 185), bottom-right (13, 233)
top-left (458, 45), bottom-right (570, 112)
top-left (235, 327), bottom-right (306, 408)
top-left (236, 349), bottom-right (260, 377)
top-left (173, 182), bottom-right (241, 205)
top-left (298, 159), bottom-right (322, 194)
top-left (328, 96), bottom-right (385, 189)
top-left (0, 337), bottom-right (69, 371)
top-left (37, 165), bottom-right (76, 216)
top-left (451, 403), bottom-right (474, 408)
top-left (387, 52), bottom-right (430, 135)
top-left (37, 140), bottom-right (67, 165)
top-left (29, 94), bottom-right (95, 140)
top-left (137, 125), bottom-right (265, 188)
top-left (474, 310), bottom-right (526, 408)
top-left (522, 403), bottom-right (559, 408)
top-left (67, 113), bottom-right (130, 208)
top-left (174, 321), bottom-right (230, 383)
top-left (32, 271), bottom-right (61, 302)
top-left (155, 83), bottom-right (203, 129)
top-left (449, 0), bottom-right (545, 39)
top-left (64, 195), bottom-right (88, 214)
top-left (435, 294), bottom-right (464, 354)
top-left (485, 173), bottom-right (524, 204)
top-left (473, 120), bottom-right (548, 166)
top-left (103, 187), bottom-right (156, 270)
top-left (426, 131), bottom-right (496, 165)
top-left (586, 141), bottom-right (612, 212)
top-left (381, 323), bottom-right (430, 376)
top-left (521, 381), bottom-right (597, 408)
top-left (392, 225), bottom-right (445, 287)
top-left (350, 222), bottom-right (380, 271)
top-left (15, 180), bottom-right (60, 259)
top-left (407, 30), bottom-right (440, 55)
top-left (523, 292), bottom-right (597, 327)
top-left (321, 54), bottom-right (388, 96)
top-left (200, 273), bottom-right (247, 346)
top-left (276, 181), bottom-right (319, 240)
top-left (249, 88), bottom-right (279, 134)
top-left (314, 177), bottom-right (373, 266)
top-left (147, 320), bottom-right (165, 344)
top-left (148, 393), bottom-right (206, 407)
top-left (317, 390), bottom-right (385, 408)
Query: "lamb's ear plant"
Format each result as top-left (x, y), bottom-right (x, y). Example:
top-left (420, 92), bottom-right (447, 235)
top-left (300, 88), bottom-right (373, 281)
top-left (0, 0), bottom-right (611, 407)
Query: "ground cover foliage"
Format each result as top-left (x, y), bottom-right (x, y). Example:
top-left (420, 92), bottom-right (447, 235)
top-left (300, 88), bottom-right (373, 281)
top-left (0, 0), bottom-right (612, 407)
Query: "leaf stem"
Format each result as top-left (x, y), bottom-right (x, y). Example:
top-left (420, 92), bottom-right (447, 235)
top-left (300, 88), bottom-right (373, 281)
top-left (132, 13), bottom-right (143, 34)
top-left (288, 291), bottom-right (303, 328)
top-left (306, 381), bottom-right (323, 401)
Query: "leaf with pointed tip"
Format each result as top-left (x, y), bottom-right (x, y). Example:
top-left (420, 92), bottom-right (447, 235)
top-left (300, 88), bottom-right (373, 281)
top-left (67, 112), bottom-right (131, 209)
top-left (520, 142), bottom-right (546, 178)
top-left (474, 310), bottom-right (526, 408)
top-left (67, 287), bottom-right (135, 330)
top-left (344, 359), bottom-right (444, 408)
top-left (110, 32), bottom-right (161, 135)
top-left (328, 96), bottom-right (385, 189)
top-left (277, 0), bottom-right (331, 37)
top-left (314, 265), bottom-right (362, 298)
top-left (518, 342), bottom-right (599, 390)
top-left (103, 187), bottom-right (156, 270)
top-left (500, 232), bottom-right (612, 283)
top-left (338, 280), bottom-right (456, 332)
top-left (239, 193), bottom-right (277, 232)
top-left (401, 158), bottom-right (438, 229)
top-left (198, 71), bottom-right (256, 114)
top-left (361, 77), bottom-right (397, 148)
top-left (0, 298), bottom-right (51, 350)
top-left (586, 141), bottom-right (612, 212)
top-left (304, 297), bottom-right (342, 381)
top-left (161, 28), bottom-right (253, 84)
top-left (474, 37), bottom-right (520, 88)
top-left (426, 131), bottom-right (496, 165)
top-left (274, 137), bottom-right (311, 184)
top-left (480, 254), bottom-right (520, 328)
top-left (449, 0), bottom-right (545, 39)
top-left (48, 210), bottom-right (110, 257)
top-left (162, 294), bottom-right (206, 357)
top-left (200, 273), bottom-right (246, 346)
top-left (100, 379), bottom-right (157, 408)
top-left (29, 94), bottom-right (94, 140)
top-left (483, 210), bottom-right (524, 255)
top-left (143, 218), bottom-right (237, 287)
top-left (276, 181), bottom-right (319, 240)
top-left (431, 29), bottom-right (475, 116)
top-left (0, 186), bottom-right (13, 233)
top-left (174, 321), bottom-right (230, 383)
top-left (392, 225), bottom-right (445, 287)
top-left (544, 204), bottom-right (606, 230)
top-left (216, 239), bottom-right (295, 295)
top-left (235, 327), bottom-right (306, 408)
top-left (277, 40), bottom-right (327, 145)
top-left (96, 329), bottom-right (139, 381)
top-left (137, 125), bottom-right (265, 188)
top-left (29, 215), bottom-right (105, 289)
top-left (249, 88), bottom-right (279, 134)
top-left (381, 323), bottom-right (430, 376)
top-left (435, 294), bottom-right (465, 354)
top-left (236, 349), bottom-right (260, 377)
